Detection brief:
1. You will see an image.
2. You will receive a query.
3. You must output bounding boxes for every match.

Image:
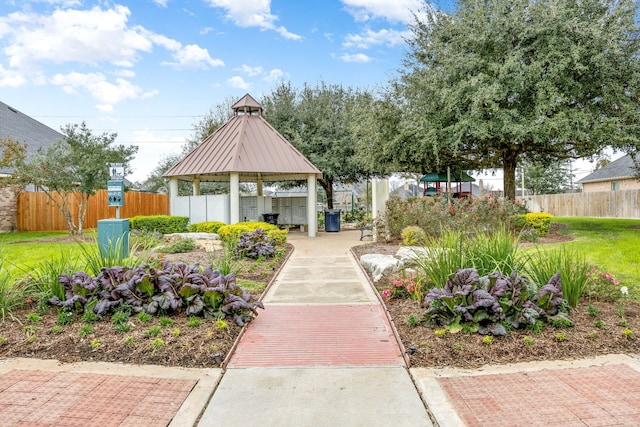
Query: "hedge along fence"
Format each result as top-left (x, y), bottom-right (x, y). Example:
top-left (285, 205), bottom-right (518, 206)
top-left (129, 215), bottom-right (189, 234)
top-left (17, 190), bottom-right (169, 232)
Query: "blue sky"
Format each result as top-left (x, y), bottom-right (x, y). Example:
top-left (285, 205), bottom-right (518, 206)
top-left (0, 0), bottom-right (457, 183)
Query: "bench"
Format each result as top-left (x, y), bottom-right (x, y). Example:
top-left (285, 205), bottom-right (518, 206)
top-left (359, 225), bottom-right (373, 241)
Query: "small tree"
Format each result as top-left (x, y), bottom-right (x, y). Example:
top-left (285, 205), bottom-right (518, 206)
top-left (516, 158), bottom-right (574, 195)
top-left (262, 81), bottom-right (379, 209)
top-left (7, 122), bottom-right (137, 235)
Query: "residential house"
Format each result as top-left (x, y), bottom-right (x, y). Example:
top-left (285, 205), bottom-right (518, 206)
top-left (577, 155), bottom-right (640, 193)
top-left (0, 101), bottom-right (63, 231)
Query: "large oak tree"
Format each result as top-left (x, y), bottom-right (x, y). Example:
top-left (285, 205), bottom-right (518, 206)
top-left (262, 81), bottom-right (378, 209)
top-left (392, 0), bottom-right (640, 198)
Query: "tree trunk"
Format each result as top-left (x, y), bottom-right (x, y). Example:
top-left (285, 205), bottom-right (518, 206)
top-left (320, 178), bottom-right (334, 210)
top-left (503, 151), bottom-right (518, 200)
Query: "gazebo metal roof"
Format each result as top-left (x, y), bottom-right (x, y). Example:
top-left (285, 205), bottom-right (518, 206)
top-left (163, 93), bottom-right (321, 182)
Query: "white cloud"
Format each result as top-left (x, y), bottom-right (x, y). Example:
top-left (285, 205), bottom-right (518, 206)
top-left (50, 72), bottom-right (159, 110)
top-left (115, 69), bottom-right (136, 78)
top-left (340, 53), bottom-right (373, 63)
top-left (0, 65), bottom-right (27, 87)
top-left (0, 5), bottom-right (222, 73)
top-left (200, 26), bottom-right (214, 35)
top-left (95, 103), bottom-right (114, 113)
top-left (236, 64), bottom-right (263, 76)
top-left (341, 0), bottom-right (426, 23)
top-left (152, 0), bottom-right (168, 7)
top-left (227, 76), bottom-right (250, 90)
top-left (205, 0), bottom-right (301, 40)
top-left (1, 6), bottom-right (153, 71)
top-left (343, 28), bottom-right (408, 49)
top-left (264, 68), bottom-right (285, 82)
top-left (163, 44), bottom-right (225, 69)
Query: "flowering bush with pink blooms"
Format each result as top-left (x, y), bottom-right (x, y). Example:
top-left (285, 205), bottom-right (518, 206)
top-left (381, 276), bottom-right (423, 302)
top-left (376, 195), bottom-right (527, 242)
top-left (583, 268), bottom-right (630, 302)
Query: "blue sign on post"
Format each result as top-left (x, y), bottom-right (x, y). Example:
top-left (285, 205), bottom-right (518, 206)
top-left (107, 180), bottom-right (124, 207)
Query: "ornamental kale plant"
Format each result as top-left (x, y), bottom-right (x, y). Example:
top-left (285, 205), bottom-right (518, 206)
top-left (234, 228), bottom-right (275, 259)
top-left (422, 268), bottom-right (572, 335)
top-left (48, 261), bottom-right (264, 326)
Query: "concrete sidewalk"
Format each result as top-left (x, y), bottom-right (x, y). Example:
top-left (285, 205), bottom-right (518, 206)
top-left (198, 230), bottom-right (433, 426)
top-left (2, 230), bottom-right (640, 426)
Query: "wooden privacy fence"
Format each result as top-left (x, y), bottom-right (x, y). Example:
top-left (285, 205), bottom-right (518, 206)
top-left (518, 189), bottom-right (640, 218)
top-left (17, 190), bottom-right (169, 232)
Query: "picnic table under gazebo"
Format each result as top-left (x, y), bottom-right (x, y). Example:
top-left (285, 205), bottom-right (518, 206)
top-left (420, 171), bottom-right (475, 198)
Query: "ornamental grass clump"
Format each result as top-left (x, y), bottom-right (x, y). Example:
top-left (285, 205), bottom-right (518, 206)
top-left (523, 247), bottom-right (590, 308)
top-left (421, 268), bottom-right (573, 336)
top-left (411, 225), bottom-right (522, 289)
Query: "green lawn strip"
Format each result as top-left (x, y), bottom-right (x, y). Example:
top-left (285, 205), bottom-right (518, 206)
top-left (0, 232), bottom-right (96, 278)
top-left (0, 231), bottom-right (69, 243)
top-left (236, 279), bottom-right (267, 294)
top-left (536, 217), bottom-right (640, 294)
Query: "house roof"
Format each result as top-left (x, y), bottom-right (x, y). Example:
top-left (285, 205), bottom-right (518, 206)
top-left (163, 93), bottom-right (322, 182)
top-left (1, 101), bottom-right (64, 174)
top-left (577, 155), bottom-right (637, 184)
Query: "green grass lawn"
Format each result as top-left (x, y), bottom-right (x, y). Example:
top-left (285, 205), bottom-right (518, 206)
top-left (546, 217), bottom-right (640, 286)
top-left (0, 231), bottom-right (95, 278)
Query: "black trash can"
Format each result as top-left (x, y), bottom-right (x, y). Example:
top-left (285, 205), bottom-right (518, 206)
top-left (324, 209), bottom-right (341, 232)
top-left (261, 213), bottom-right (279, 225)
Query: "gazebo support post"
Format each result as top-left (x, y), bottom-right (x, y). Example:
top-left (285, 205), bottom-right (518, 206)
top-left (230, 172), bottom-right (240, 224)
top-left (169, 177), bottom-right (179, 215)
top-left (257, 178), bottom-right (263, 197)
top-left (372, 177), bottom-right (389, 241)
top-left (193, 177), bottom-right (201, 196)
top-left (307, 174), bottom-right (317, 237)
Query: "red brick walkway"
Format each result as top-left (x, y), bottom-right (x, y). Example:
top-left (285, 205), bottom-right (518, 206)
top-left (0, 370), bottom-right (196, 427)
top-left (438, 364), bottom-right (640, 427)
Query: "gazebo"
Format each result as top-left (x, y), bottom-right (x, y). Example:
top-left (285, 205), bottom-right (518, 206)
top-left (420, 170), bottom-right (475, 198)
top-left (163, 94), bottom-right (323, 236)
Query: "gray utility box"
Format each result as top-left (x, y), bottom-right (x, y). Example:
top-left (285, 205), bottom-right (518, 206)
top-left (97, 219), bottom-right (130, 258)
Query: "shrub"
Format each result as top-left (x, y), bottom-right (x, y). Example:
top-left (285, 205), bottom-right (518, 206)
top-left (234, 229), bottom-right (275, 259)
top-left (401, 226), bottom-right (427, 246)
top-left (583, 269), bottom-right (625, 302)
top-left (267, 229), bottom-right (288, 245)
top-left (523, 212), bottom-right (552, 236)
top-left (157, 238), bottom-right (197, 254)
top-left (377, 195), bottom-right (527, 241)
top-left (188, 221), bottom-right (225, 234)
top-left (217, 222), bottom-right (281, 243)
top-left (129, 215), bottom-right (189, 234)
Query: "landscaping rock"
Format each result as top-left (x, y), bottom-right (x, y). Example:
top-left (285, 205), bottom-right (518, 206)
top-left (360, 254), bottom-right (404, 282)
top-left (164, 232), bottom-right (221, 240)
top-left (395, 246), bottom-right (449, 265)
